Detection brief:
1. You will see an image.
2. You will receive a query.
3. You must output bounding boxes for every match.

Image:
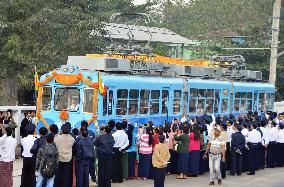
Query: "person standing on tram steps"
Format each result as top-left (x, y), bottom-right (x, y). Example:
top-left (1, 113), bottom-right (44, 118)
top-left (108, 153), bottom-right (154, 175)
top-left (0, 125), bottom-right (17, 187)
top-left (21, 123), bottom-right (37, 187)
top-left (230, 124), bottom-right (245, 176)
top-left (35, 133), bottom-right (59, 187)
top-left (203, 127), bottom-right (225, 185)
top-left (111, 122), bottom-right (129, 183)
top-left (152, 135), bottom-right (170, 187)
top-left (4, 109), bottom-right (17, 138)
top-left (94, 125), bottom-right (115, 187)
top-left (247, 123), bottom-right (261, 175)
top-left (54, 122), bottom-right (75, 187)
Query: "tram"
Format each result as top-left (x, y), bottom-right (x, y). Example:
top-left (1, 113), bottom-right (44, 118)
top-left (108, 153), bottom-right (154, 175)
top-left (35, 54), bottom-right (275, 132)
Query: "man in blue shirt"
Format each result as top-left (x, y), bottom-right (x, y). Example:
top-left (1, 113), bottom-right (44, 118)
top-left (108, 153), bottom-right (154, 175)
top-left (230, 124), bottom-right (245, 176)
top-left (94, 125), bottom-right (115, 187)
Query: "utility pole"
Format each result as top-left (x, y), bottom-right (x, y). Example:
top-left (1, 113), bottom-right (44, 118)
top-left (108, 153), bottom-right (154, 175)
top-left (269, 0), bottom-right (282, 86)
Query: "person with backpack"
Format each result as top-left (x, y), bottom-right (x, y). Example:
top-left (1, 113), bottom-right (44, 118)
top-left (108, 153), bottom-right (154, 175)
top-left (75, 129), bottom-right (95, 187)
top-left (35, 133), bottom-right (59, 187)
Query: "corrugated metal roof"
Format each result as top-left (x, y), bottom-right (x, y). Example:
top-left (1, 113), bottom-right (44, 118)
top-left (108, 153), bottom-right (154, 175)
top-left (103, 23), bottom-right (196, 45)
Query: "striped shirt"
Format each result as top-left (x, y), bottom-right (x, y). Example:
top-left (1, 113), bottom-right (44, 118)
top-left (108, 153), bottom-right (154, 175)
top-left (138, 134), bottom-right (152, 154)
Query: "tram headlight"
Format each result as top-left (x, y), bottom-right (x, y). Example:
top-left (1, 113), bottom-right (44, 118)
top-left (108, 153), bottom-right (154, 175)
top-left (69, 66), bottom-right (75, 73)
top-left (62, 65), bottom-right (68, 72)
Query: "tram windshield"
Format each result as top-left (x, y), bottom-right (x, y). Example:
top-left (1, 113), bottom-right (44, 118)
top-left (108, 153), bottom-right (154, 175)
top-left (54, 87), bottom-right (80, 112)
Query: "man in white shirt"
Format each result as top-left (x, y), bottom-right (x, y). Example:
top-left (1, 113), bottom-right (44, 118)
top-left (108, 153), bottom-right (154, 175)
top-left (247, 123), bottom-right (261, 175)
top-left (276, 123), bottom-right (284, 167)
top-left (111, 122), bottom-right (129, 183)
top-left (259, 120), bottom-right (269, 169)
top-left (20, 123), bottom-right (37, 187)
top-left (266, 121), bottom-right (278, 168)
top-left (0, 124), bottom-right (17, 187)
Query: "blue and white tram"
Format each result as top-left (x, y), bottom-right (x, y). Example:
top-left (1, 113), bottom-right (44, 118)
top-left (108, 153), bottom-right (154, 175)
top-left (36, 65), bottom-right (275, 132)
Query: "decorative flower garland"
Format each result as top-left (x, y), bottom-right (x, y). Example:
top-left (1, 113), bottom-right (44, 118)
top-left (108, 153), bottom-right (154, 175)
top-left (35, 71), bottom-right (107, 129)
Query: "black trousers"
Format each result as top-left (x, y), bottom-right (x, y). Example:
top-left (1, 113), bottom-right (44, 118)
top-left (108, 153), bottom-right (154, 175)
top-left (54, 161), bottom-right (73, 187)
top-left (248, 144), bottom-right (258, 174)
top-left (21, 157), bottom-right (36, 187)
top-left (111, 148), bottom-right (123, 183)
top-left (242, 148), bottom-right (249, 172)
top-left (266, 142), bottom-right (277, 168)
top-left (89, 157), bottom-right (96, 182)
top-left (76, 159), bottom-right (90, 187)
top-left (259, 145), bottom-right (265, 169)
top-left (221, 160), bottom-right (226, 178)
top-left (231, 150), bottom-right (242, 175)
top-left (169, 150), bottom-right (178, 174)
top-left (225, 142), bottom-right (231, 171)
top-left (276, 143), bottom-right (284, 167)
top-left (154, 167), bottom-right (165, 187)
top-left (255, 143), bottom-right (262, 170)
top-left (98, 153), bottom-right (112, 187)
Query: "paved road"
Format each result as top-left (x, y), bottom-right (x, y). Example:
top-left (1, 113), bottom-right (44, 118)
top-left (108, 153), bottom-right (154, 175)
top-left (13, 158), bottom-right (284, 187)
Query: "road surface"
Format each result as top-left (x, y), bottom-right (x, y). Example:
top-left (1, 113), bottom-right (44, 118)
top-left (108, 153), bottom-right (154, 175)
top-left (13, 158), bottom-right (284, 187)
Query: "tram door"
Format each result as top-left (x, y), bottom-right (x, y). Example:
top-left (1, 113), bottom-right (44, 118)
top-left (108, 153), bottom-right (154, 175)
top-left (162, 87), bottom-right (170, 121)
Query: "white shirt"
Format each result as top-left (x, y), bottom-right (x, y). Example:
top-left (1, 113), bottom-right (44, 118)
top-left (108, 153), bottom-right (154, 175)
top-left (0, 134), bottom-right (17, 162)
top-left (260, 127), bottom-right (269, 145)
top-left (21, 135), bottom-right (37, 157)
top-left (247, 129), bottom-right (261, 143)
top-left (180, 117), bottom-right (186, 123)
top-left (227, 126), bottom-right (234, 143)
top-left (268, 127), bottom-right (278, 142)
top-left (241, 128), bottom-right (249, 143)
top-left (112, 130), bottom-right (129, 149)
top-left (277, 129), bottom-right (284, 143)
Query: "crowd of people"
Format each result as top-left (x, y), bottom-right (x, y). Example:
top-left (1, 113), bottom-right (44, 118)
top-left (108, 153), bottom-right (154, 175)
top-left (0, 110), bottom-right (284, 187)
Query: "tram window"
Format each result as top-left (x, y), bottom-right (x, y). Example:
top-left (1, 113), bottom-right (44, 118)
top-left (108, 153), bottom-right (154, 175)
top-left (140, 90), bottom-right (150, 115)
top-left (116, 89), bottom-right (128, 115)
top-left (190, 88), bottom-right (198, 97)
top-left (83, 89), bottom-right (93, 113)
top-left (42, 87), bottom-right (52, 111)
top-left (150, 90), bottom-right (160, 115)
top-left (54, 87), bottom-right (80, 112)
top-left (205, 99), bottom-right (213, 113)
top-left (116, 100), bottom-right (127, 115)
top-left (103, 94), bottom-right (107, 116)
top-left (198, 89), bottom-right (205, 97)
top-left (173, 90), bottom-right (181, 114)
top-left (189, 99), bottom-right (196, 113)
top-left (129, 89), bottom-right (139, 115)
top-left (266, 93), bottom-right (274, 111)
top-left (240, 99), bottom-right (246, 112)
top-left (241, 92), bottom-right (246, 98)
top-left (247, 100), bottom-right (252, 111)
top-left (214, 90), bottom-right (220, 113)
top-left (221, 99), bottom-right (228, 113)
top-left (117, 89), bottom-right (128, 98)
top-left (247, 92), bottom-right (252, 99)
top-left (223, 89), bottom-right (229, 97)
top-left (259, 93), bottom-right (265, 111)
top-left (162, 90), bottom-right (169, 114)
top-left (197, 99), bottom-right (205, 114)
top-left (234, 99), bottom-right (240, 111)
top-left (206, 89), bottom-right (214, 98)
top-left (235, 92), bottom-right (241, 98)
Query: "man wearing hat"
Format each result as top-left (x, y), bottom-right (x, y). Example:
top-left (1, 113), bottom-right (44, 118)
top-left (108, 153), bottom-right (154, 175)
top-left (230, 124), bottom-right (245, 176)
top-left (54, 122), bottom-right (75, 187)
top-left (20, 123), bottom-right (37, 187)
